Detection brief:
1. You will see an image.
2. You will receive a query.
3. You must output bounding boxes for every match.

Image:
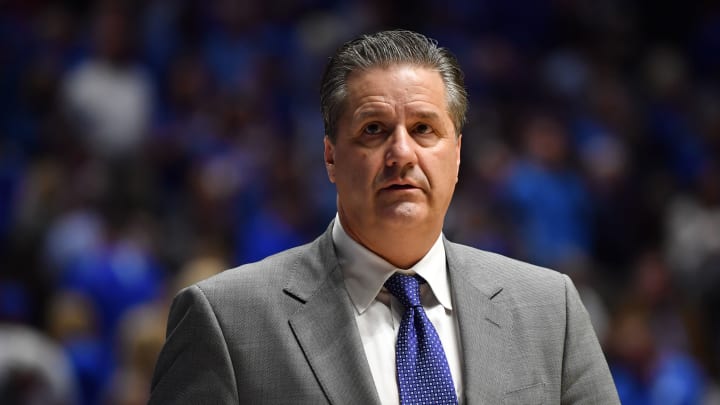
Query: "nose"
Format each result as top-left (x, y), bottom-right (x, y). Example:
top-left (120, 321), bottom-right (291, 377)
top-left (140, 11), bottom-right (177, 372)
top-left (385, 126), bottom-right (417, 168)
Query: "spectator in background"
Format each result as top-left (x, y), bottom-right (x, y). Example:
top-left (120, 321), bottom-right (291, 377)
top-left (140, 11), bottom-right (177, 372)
top-left (100, 250), bottom-right (226, 405)
top-left (606, 304), bottom-right (707, 405)
top-left (46, 291), bottom-right (108, 405)
top-left (665, 163), bottom-right (720, 292)
top-left (664, 162), bottom-right (720, 379)
top-left (0, 323), bottom-right (79, 405)
top-left (62, 2), bottom-right (153, 159)
top-left (58, 208), bottom-right (164, 345)
top-left (605, 251), bottom-right (708, 404)
top-left (502, 111), bottom-right (592, 269)
top-left (101, 304), bottom-right (166, 405)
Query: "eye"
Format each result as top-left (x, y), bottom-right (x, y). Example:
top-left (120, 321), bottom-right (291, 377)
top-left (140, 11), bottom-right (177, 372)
top-left (363, 123), bottom-right (383, 135)
top-left (414, 123), bottom-right (433, 134)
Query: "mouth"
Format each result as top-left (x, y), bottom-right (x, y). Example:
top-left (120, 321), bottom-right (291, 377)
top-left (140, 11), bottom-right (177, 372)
top-left (379, 182), bottom-right (422, 194)
top-left (385, 184), bottom-right (416, 190)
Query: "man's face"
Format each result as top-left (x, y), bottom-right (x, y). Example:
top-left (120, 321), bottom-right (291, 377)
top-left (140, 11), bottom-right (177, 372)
top-left (324, 64), bottom-right (461, 245)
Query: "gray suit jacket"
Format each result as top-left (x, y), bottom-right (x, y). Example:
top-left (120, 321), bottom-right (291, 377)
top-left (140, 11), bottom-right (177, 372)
top-left (149, 224), bottom-right (619, 404)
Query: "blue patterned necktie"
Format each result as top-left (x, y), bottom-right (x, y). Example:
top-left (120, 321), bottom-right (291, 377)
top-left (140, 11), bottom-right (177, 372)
top-left (384, 273), bottom-right (458, 405)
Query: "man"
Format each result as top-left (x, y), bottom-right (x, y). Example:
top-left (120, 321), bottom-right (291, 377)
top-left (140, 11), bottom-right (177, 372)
top-left (149, 30), bottom-right (619, 404)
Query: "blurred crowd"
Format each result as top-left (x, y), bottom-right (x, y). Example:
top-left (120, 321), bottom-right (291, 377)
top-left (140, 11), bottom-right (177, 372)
top-left (1, 0), bottom-right (719, 404)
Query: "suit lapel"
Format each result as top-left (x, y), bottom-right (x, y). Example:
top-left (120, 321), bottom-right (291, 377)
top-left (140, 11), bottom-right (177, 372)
top-left (446, 240), bottom-right (511, 403)
top-left (285, 224), bottom-right (380, 405)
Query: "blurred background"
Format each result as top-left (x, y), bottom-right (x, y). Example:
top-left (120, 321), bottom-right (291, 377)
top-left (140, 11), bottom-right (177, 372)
top-left (1, 0), bottom-right (719, 404)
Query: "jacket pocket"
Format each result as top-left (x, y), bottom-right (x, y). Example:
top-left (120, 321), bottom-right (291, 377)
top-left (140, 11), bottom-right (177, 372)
top-left (503, 382), bottom-right (546, 405)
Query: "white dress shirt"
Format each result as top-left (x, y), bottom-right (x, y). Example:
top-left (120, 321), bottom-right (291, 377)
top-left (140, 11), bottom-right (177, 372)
top-left (332, 215), bottom-right (464, 405)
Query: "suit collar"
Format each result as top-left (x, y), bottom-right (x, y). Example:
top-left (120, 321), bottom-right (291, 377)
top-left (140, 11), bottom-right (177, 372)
top-left (332, 215), bottom-right (453, 314)
top-left (444, 238), bottom-right (505, 300)
top-left (284, 222), bottom-right (381, 405)
top-left (445, 239), bottom-right (511, 403)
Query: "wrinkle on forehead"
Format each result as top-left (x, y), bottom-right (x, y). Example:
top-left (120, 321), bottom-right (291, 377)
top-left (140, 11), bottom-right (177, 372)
top-left (345, 66), bottom-right (449, 120)
top-left (349, 65), bottom-right (443, 94)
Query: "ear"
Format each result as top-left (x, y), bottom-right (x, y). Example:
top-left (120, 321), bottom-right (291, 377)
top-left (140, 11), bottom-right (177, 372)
top-left (455, 134), bottom-right (462, 180)
top-left (324, 136), bottom-right (336, 183)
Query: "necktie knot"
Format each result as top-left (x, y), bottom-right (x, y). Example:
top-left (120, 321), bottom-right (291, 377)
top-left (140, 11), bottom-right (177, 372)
top-left (384, 273), bottom-right (424, 309)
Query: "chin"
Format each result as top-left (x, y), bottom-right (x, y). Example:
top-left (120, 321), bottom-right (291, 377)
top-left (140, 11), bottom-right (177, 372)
top-left (377, 203), bottom-right (428, 227)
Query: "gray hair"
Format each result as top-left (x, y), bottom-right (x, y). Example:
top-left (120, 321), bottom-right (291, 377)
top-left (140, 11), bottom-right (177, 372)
top-left (320, 30), bottom-right (468, 142)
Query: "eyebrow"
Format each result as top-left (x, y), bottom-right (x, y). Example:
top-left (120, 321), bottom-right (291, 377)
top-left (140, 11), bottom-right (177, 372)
top-left (353, 109), bottom-right (443, 122)
top-left (354, 108), bottom-right (390, 122)
top-left (409, 110), bottom-right (442, 121)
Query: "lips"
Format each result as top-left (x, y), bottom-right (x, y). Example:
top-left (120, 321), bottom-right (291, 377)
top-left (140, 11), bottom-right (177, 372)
top-left (377, 175), bottom-right (426, 193)
top-left (379, 180), bottom-right (422, 193)
top-left (386, 184), bottom-right (416, 190)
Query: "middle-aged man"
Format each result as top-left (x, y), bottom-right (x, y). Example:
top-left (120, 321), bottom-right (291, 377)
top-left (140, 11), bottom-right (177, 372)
top-left (149, 30), bottom-right (620, 404)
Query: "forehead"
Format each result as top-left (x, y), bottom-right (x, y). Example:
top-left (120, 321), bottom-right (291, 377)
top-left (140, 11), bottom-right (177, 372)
top-left (343, 64), bottom-right (449, 114)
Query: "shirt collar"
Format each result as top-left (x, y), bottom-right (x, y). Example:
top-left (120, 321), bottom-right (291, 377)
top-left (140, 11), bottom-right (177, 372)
top-left (332, 214), bottom-right (453, 314)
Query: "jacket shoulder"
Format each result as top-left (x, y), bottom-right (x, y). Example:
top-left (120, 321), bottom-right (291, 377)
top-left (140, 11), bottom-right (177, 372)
top-left (198, 243), bottom-right (310, 291)
top-left (445, 241), bottom-right (567, 293)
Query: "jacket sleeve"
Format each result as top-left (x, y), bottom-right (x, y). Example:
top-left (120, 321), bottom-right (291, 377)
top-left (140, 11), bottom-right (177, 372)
top-left (149, 285), bottom-right (239, 404)
top-left (560, 274), bottom-right (620, 404)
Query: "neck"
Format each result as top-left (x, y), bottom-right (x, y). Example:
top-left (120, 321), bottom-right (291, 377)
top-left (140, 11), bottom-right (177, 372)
top-left (338, 215), bottom-right (441, 269)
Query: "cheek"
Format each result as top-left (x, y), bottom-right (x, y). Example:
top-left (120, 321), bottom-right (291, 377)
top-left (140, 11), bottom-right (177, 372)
top-left (427, 156), bottom-right (460, 192)
top-left (353, 151), bottom-right (379, 174)
top-left (337, 152), bottom-right (376, 186)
